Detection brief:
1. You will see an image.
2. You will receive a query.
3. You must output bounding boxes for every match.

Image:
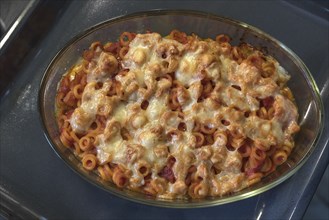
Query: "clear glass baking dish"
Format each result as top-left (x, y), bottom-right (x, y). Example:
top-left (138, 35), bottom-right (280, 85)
top-left (39, 10), bottom-right (324, 208)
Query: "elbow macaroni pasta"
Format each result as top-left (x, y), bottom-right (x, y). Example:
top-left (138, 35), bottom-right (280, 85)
top-left (55, 30), bottom-right (300, 199)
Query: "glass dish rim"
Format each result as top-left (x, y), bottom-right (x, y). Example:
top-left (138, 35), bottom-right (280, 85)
top-left (38, 9), bottom-right (324, 208)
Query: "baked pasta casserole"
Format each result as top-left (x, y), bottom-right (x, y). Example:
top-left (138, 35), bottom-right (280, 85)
top-left (56, 30), bottom-right (300, 199)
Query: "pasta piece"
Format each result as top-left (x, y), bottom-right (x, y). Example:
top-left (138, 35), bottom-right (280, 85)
top-left (82, 154), bottom-right (97, 171)
top-left (215, 34), bottom-right (231, 43)
top-left (119, 32), bottom-right (136, 46)
top-left (60, 128), bottom-right (74, 147)
top-left (136, 160), bottom-right (151, 177)
top-left (247, 172), bottom-right (263, 186)
top-left (78, 135), bottom-right (95, 151)
top-left (98, 163), bottom-right (113, 181)
top-left (272, 150), bottom-right (288, 166)
top-left (119, 46), bottom-right (129, 59)
top-left (200, 123), bottom-right (216, 134)
top-left (188, 182), bottom-right (208, 199)
top-left (169, 30), bottom-right (188, 44)
top-left (112, 166), bottom-right (128, 188)
top-left (193, 132), bottom-right (205, 148)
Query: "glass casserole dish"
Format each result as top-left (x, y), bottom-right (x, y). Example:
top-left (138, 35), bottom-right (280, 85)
top-left (39, 10), bottom-right (323, 208)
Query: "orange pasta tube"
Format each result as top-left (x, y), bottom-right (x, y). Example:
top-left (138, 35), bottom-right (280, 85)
top-left (261, 61), bottom-right (275, 78)
top-left (193, 120), bottom-right (201, 132)
top-left (136, 160), bottom-right (151, 177)
top-left (272, 150), bottom-right (288, 165)
top-left (161, 74), bottom-right (173, 83)
top-left (188, 182), bottom-right (208, 199)
top-left (82, 154), bottom-right (97, 170)
top-left (98, 163), bottom-right (113, 181)
top-left (257, 107), bottom-right (268, 119)
top-left (178, 122), bottom-right (187, 131)
top-left (230, 137), bottom-right (245, 149)
top-left (169, 30), bottom-right (188, 44)
top-left (143, 182), bottom-right (157, 196)
top-left (119, 46), bottom-right (129, 59)
top-left (149, 178), bottom-right (166, 194)
top-left (251, 147), bottom-right (266, 162)
top-left (213, 130), bottom-right (228, 146)
top-left (119, 32), bottom-right (135, 46)
top-left (63, 91), bottom-right (77, 107)
top-left (169, 88), bottom-right (180, 110)
top-left (60, 128), bottom-right (74, 147)
top-left (247, 172), bottom-right (263, 186)
top-left (200, 124), bottom-right (216, 134)
top-left (79, 135), bottom-right (94, 151)
top-left (57, 114), bottom-right (68, 130)
top-left (73, 84), bottom-right (83, 99)
top-left (90, 41), bottom-right (102, 51)
top-left (193, 132), bottom-right (205, 148)
top-left (112, 167), bottom-right (128, 188)
top-left (185, 165), bottom-right (197, 186)
top-left (56, 92), bottom-right (66, 107)
top-left (231, 46), bottom-right (242, 63)
top-left (260, 157), bottom-right (273, 173)
top-left (238, 144), bottom-right (251, 158)
top-left (215, 34), bottom-right (231, 43)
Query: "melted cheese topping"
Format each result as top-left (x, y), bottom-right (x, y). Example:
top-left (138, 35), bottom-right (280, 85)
top-left (112, 103), bottom-right (128, 124)
top-left (70, 82), bottom-right (116, 133)
top-left (146, 94), bottom-right (168, 121)
top-left (59, 32), bottom-right (300, 199)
